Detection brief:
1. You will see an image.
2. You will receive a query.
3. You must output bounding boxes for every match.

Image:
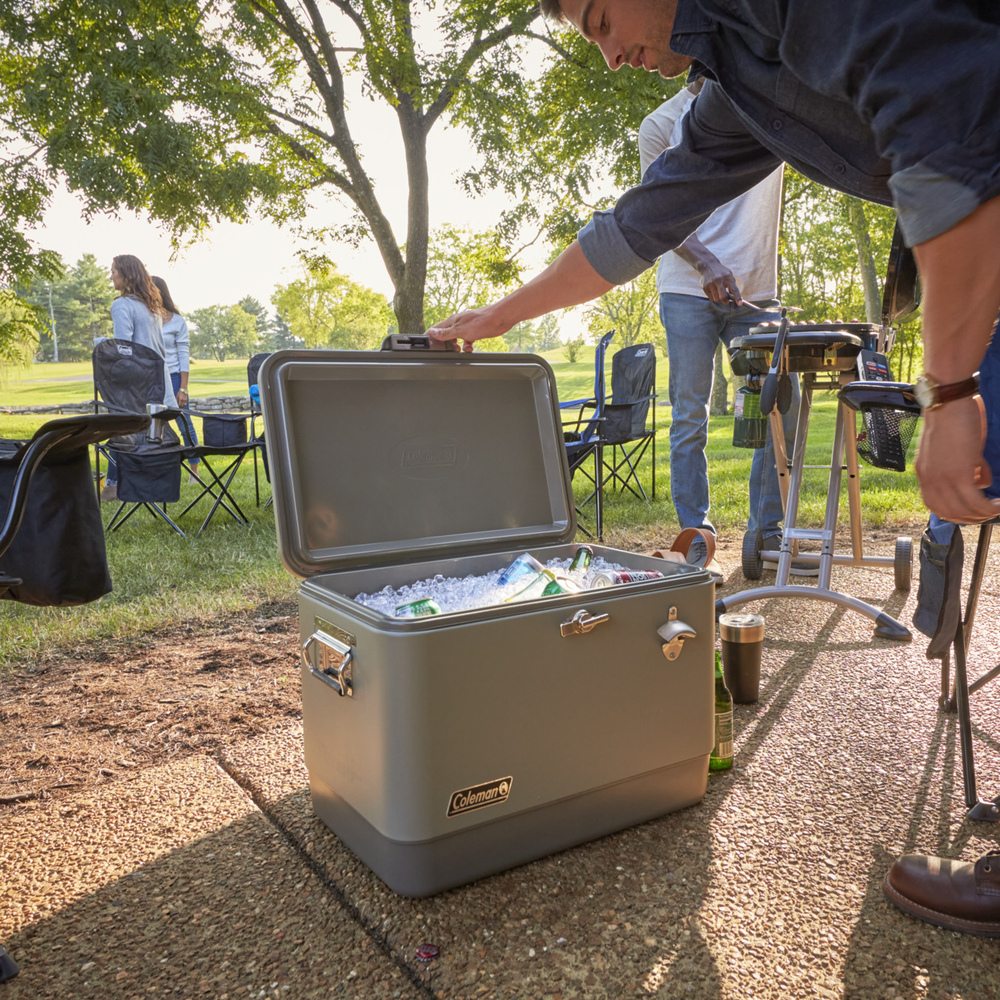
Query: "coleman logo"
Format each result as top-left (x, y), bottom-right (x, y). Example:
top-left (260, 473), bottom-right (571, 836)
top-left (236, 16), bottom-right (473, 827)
top-left (116, 343), bottom-right (133, 356)
top-left (447, 776), bottom-right (513, 818)
top-left (402, 444), bottom-right (456, 469)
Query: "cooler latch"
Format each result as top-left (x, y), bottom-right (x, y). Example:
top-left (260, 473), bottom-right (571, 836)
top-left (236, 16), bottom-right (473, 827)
top-left (560, 609), bottom-right (610, 637)
top-left (657, 607), bottom-right (696, 661)
top-left (302, 631), bottom-right (354, 698)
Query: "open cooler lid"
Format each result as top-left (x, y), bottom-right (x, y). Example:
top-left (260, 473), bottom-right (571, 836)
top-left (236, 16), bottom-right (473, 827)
top-left (258, 347), bottom-right (577, 577)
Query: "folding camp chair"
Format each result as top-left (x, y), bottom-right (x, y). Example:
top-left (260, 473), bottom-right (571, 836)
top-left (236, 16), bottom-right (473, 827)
top-left (248, 352), bottom-right (272, 508)
top-left (602, 342), bottom-right (657, 501)
top-left (1, 414), bottom-right (148, 606)
top-left (92, 338), bottom-right (187, 536)
top-left (177, 405), bottom-right (256, 536)
top-left (561, 331), bottom-right (615, 540)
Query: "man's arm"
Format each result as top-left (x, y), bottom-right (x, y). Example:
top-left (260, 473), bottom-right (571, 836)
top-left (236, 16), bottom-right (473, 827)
top-left (427, 241), bottom-right (614, 351)
top-left (912, 195), bottom-right (1000, 524)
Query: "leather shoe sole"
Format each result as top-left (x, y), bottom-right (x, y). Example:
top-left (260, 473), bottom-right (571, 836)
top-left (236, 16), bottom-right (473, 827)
top-left (883, 853), bottom-right (1000, 937)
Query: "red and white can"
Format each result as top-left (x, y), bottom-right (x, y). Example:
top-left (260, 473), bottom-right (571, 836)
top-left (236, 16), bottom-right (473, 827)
top-left (592, 570), bottom-right (664, 587)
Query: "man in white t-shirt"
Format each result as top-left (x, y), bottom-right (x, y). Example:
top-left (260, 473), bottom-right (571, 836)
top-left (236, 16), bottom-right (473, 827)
top-left (639, 79), bottom-right (800, 566)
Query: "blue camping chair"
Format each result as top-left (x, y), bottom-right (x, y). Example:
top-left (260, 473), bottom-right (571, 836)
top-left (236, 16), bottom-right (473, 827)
top-left (561, 330), bottom-right (615, 540)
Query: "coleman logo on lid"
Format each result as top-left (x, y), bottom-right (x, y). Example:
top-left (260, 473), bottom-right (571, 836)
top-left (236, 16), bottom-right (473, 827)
top-left (447, 776), bottom-right (513, 817)
top-left (402, 443), bottom-right (456, 468)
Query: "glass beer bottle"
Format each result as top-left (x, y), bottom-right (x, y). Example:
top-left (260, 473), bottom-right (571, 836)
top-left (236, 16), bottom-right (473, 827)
top-left (710, 649), bottom-right (734, 771)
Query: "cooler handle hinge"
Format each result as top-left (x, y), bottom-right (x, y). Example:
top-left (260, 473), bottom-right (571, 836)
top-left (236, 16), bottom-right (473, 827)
top-left (302, 631), bottom-right (354, 698)
top-left (560, 609), bottom-right (610, 637)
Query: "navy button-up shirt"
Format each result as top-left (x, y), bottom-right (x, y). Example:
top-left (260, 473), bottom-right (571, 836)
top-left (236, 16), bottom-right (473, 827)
top-left (579, 0), bottom-right (1000, 285)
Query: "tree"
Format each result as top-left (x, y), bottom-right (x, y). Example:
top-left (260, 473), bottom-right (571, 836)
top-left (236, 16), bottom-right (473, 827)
top-left (21, 253), bottom-right (115, 361)
top-left (0, 289), bottom-right (39, 372)
top-left (1, 3), bottom-right (679, 339)
top-left (238, 295), bottom-right (272, 353)
top-left (423, 225), bottom-right (512, 352)
top-left (272, 265), bottom-right (394, 351)
top-left (189, 304), bottom-right (258, 362)
top-left (582, 268), bottom-right (659, 350)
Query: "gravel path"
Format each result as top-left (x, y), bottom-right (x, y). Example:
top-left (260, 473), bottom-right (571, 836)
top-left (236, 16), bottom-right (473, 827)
top-left (3, 528), bottom-right (1000, 998)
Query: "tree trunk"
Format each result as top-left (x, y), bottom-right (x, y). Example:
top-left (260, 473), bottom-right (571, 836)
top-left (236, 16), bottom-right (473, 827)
top-left (847, 197), bottom-right (881, 323)
top-left (710, 341), bottom-right (729, 415)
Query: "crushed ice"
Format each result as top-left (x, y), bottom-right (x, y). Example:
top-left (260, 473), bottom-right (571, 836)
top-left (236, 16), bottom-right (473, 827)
top-left (353, 553), bottom-right (636, 617)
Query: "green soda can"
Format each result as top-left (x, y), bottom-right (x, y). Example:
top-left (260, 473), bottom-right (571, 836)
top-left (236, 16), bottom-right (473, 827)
top-left (395, 598), bottom-right (442, 618)
top-left (541, 575), bottom-right (581, 597)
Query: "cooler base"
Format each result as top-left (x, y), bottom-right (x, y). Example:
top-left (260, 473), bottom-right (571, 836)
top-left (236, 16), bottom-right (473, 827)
top-left (309, 754), bottom-right (709, 897)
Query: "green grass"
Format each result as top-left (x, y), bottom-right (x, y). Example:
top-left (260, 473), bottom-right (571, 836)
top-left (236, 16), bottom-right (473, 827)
top-left (0, 353), bottom-right (924, 669)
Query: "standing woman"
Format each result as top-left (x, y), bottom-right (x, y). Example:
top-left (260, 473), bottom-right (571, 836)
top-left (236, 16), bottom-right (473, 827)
top-left (101, 254), bottom-right (176, 501)
top-left (153, 275), bottom-right (199, 482)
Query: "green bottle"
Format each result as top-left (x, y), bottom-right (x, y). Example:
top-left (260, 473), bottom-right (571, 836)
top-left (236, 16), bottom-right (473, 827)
top-left (709, 649), bottom-right (734, 771)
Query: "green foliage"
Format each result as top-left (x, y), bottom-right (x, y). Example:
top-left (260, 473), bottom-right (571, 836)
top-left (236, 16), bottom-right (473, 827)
top-left (188, 302), bottom-right (259, 361)
top-left (0, 288), bottom-right (41, 373)
top-left (564, 335), bottom-right (586, 364)
top-left (23, 253), bottom-right (115, 361)
top-left (584, 269), bottom-right (659, 349)
top-left (272, 265), bottom-right (394, 351)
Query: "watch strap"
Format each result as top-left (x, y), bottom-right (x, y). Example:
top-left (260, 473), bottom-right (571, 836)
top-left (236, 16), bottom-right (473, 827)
top-left (934, 373), bottom-right (980, 407)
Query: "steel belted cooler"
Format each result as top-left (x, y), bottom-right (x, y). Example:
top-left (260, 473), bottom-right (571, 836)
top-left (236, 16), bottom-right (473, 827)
top-left (258, 343), bottom-right (715, 896)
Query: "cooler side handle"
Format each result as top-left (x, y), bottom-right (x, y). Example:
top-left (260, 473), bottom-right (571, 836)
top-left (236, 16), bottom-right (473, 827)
top-left (302, 631), bottom-right (354, 698)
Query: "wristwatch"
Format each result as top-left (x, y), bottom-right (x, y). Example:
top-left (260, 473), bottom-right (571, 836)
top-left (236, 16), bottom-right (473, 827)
top-left (913, 372), bottom-right (979, 411)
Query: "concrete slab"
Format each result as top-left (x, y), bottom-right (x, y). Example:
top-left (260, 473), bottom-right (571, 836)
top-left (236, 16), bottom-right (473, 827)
top-left (0, 755), bottom-right (421, 999)
top-left (219, 553), bottom-right (1000, 1000)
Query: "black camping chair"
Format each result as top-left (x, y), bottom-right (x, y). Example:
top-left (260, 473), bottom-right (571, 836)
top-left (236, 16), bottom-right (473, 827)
top-left (602, 342), bottom-right (657, 501)
top-left (92, 338), bottom-right (187, 536)
top-left (561, 330), bottom-right (615, 541)
top-left (248, 352), bottom-right (272, 508)
top-left (1, 414), bottom-right (148, 606)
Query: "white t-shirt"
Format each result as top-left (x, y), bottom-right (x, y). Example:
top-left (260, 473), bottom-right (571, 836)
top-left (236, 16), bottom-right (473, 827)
top-left (638, 89), bottom-right (783, 301)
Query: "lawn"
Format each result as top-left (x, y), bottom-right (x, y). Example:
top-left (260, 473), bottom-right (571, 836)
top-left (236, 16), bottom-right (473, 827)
top-left (0, 348), bottom-right (924, 669)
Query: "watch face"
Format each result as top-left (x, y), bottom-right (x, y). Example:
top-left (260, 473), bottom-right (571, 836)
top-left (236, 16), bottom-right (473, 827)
top-left (914, 376), bottom-right (934, 409)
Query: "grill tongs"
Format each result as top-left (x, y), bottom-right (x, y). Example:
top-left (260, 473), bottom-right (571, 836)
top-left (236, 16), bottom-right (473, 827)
top-left (758, 307), bottom-right (794, 416)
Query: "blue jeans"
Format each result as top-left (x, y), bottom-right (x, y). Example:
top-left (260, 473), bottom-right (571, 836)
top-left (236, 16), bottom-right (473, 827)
top-left (658, 292), bottom-right (800, 540)
top-left (170, 372), bottom-right (199, 454)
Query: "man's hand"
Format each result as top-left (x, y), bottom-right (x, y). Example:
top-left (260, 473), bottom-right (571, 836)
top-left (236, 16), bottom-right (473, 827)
top-left (427, 306), bottom-right (505, 353)
top-left (672, 234), bottom-right (741, 304)
top-left (698, 259), bottom-right (742, 304)
top-left (914, 397), bottom-right (1000, 523)
top-left (913, 195), bottom-right (1000, 523)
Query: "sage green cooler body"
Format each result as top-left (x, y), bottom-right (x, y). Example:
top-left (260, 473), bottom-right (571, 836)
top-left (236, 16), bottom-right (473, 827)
top-left (259, 345), bottom-right (715, 897)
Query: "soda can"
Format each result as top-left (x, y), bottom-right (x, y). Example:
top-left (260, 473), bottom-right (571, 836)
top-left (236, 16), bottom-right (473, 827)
top-left (592, 570), bottom-right (663, 587)
top-left (395, 598), bottom-right (442, 618)
top-left (568, 545), bottom-right (593, 574)
top-left (497, 552), bottom-right (545, 588)
top-left (541, 575), bottom-right (581, 597)
top-left (504, 569), bottom-right (556, 603)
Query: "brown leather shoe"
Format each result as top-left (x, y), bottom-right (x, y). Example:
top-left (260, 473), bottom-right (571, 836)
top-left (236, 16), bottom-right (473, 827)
top-left (883, 851), bottom-right (1000, 936)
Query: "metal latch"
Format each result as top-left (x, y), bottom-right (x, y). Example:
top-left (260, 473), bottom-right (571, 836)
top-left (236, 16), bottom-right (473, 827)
top-left (560, 609), bottom-right (610, 637)
top-left (657, 607), bottom-right (696, 661)
top-left (301, 631), bottom-right (354, 697)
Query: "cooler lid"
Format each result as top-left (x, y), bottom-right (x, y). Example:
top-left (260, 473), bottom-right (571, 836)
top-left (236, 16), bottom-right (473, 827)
top-left (258, 348), bottom-right (577, 577)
